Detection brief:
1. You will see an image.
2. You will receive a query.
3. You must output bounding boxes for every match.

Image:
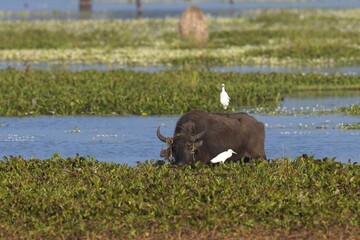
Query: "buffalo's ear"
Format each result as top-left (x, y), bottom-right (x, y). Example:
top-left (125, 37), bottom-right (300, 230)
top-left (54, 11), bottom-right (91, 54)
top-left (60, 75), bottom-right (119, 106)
top-left (194, 140), bottom-right (203, 150)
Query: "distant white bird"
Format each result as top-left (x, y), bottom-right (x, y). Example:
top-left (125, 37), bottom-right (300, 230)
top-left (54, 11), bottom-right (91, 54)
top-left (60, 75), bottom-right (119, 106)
top-left (210, 149), bottom-right (237, 164)
top-left (220, 83), bottom-right (230, 109)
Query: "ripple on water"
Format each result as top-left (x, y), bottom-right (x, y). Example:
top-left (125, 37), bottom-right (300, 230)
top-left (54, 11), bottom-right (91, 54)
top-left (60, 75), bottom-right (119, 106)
top-left (5, 134), bottom-right (38, 142)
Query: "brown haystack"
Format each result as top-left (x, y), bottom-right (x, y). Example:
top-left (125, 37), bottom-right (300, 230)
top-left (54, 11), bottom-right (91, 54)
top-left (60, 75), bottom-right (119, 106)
top-left (178, 6), bottom-right (209, 45)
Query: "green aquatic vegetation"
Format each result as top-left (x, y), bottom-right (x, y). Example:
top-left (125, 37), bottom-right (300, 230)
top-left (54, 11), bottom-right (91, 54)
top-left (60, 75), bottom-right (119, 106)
top-left (247, 41), bottom-right (360, 65)
top-left (0, 19), bottom-right (167, 49)
top-left (338, 122), bottom-right (360, 130)
top-left (0, 154), bottom-right (359, 239)
top-left (0, 69), bottom-right (359, 116)
top-left (1, 9), bottom-right (360, 66)
top-left (334, 104), bottom-right (360, 115)
top-left (283, 74), bottom-right (360, 91)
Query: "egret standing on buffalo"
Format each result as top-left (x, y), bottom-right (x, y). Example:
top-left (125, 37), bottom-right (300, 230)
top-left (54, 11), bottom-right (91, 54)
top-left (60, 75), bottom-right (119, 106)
top-left (220, 83), bottom-right (230, 110)
top-left (210, 149), bottom-right (237, 163)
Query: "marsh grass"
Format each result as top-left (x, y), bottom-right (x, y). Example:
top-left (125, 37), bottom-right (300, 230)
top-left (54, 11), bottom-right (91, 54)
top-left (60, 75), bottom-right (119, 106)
top-left (1, 9), bottom-right (360, 66)
top-left (0, 69), bottom-right (359, 116)
top-left (0, 155), bottom-right (359, 239)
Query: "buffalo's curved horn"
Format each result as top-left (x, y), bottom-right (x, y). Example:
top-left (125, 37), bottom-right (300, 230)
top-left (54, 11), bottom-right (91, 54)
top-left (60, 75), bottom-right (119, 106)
top-left (193, 129), bottom-right (206, 141)
top-left (191, 126), bottom-right (207, 142)
top-left (157, 126), bottom-right (168, 142)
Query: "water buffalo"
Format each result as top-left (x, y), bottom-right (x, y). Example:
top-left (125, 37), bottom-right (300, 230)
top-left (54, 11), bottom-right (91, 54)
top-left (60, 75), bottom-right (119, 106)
top-left (157, 110), bottom-right (266, 165)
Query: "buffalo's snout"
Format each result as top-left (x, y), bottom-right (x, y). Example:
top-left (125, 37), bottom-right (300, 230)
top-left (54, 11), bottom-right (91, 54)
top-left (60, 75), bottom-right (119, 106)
top-left (160, 149), bottom-right (167, 158)
top-left (160, 147), bottom-right (176, 163)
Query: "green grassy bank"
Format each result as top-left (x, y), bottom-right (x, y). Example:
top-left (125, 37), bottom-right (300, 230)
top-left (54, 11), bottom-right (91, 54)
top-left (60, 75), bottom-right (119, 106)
top-left (0, 69), bottom-right (359, 116)
top-left (1, 9), bottom-right (360, 66)
top-left (0, 155), bottom-right (359, 239)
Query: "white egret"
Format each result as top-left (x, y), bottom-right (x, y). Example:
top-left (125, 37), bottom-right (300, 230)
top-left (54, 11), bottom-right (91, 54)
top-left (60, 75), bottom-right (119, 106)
top-left (210, 149), bottom-right (237, 164)
top-left (220, 83), bottom-right (230, 109)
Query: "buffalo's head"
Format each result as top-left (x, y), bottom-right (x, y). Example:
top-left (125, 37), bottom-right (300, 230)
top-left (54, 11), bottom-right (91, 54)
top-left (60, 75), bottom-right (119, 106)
top-left (157, 122), bottom-right (205, 166)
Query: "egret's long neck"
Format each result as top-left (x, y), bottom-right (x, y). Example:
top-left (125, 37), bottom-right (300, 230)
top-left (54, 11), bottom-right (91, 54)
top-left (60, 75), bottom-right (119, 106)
top-left (222, 86), bottom-right (225, 92)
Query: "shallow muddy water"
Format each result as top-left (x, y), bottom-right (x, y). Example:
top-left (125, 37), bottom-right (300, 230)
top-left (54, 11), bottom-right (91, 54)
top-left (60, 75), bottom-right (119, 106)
top-left (0, 103), bottom-right (359, 165)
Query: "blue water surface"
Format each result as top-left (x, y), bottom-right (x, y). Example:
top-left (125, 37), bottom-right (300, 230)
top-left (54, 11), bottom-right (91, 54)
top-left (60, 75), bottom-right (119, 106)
top-left (1, 0), bottom-right (360, 20)
top-left (1, 111), bottom-right (359, 165)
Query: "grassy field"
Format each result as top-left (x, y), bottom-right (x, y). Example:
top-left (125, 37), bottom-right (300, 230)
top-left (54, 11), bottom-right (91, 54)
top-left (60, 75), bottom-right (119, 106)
top-left (0, 68), bottom-right (359, 116)
top-left (0, 155), bottom-right (359, 239)
top-left (0, 9), bottom-right (360, 66)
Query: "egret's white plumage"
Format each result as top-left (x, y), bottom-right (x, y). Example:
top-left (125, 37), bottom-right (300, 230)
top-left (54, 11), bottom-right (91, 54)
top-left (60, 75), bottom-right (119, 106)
top-left (210, 149), bottom-right (237, 163)
top-left (220, 83), bottom-right (230, 109)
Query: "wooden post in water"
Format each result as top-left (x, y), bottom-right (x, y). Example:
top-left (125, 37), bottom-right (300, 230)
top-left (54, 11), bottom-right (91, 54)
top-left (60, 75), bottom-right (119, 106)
top-left (136, 0), bottom-right (142, 19)
top-left (79, 0), bottom-right (92, 12)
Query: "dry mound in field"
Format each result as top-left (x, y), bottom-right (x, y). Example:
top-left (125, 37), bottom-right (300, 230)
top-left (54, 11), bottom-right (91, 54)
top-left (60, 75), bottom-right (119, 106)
top-left (178, 6), bottom-right (208, 45)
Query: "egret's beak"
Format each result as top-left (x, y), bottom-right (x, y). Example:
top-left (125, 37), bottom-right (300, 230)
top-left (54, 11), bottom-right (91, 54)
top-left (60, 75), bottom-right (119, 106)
top-left (233, 151), bottom-right (237, 154)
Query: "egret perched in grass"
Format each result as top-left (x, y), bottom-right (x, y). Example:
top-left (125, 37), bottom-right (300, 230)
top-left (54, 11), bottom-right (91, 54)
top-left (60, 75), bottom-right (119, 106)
top-left (210, 149), bottom-right (237, 163)
top-left (220, 83), bottom-right (230, 109)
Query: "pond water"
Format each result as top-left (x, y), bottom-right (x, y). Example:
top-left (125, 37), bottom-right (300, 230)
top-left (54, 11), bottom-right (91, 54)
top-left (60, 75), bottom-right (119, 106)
top-left (1, 96), bottom-right (359, 165)
top-left (1, 0), bottom-right (360, 20)
top-left (2, 61), bottom-right (360, 76)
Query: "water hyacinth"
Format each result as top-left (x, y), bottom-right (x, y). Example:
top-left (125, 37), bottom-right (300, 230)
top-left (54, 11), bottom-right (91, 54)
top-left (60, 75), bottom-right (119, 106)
top-left (0, 69), bottom-right (359, 116)
top-left (0, 154), bottom-right (359, 239)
